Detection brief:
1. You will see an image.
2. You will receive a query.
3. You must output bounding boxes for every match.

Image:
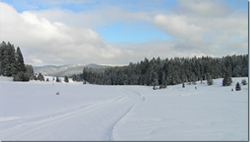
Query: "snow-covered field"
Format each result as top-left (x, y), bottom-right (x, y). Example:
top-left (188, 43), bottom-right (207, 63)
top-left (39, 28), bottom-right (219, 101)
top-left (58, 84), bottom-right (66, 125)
top-left (0, 76), bottom-right (248, 141)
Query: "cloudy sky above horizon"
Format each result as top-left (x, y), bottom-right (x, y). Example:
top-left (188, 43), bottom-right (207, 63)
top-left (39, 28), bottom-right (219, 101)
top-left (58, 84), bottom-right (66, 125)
top-left (0, 0), bottom-right (248, 66)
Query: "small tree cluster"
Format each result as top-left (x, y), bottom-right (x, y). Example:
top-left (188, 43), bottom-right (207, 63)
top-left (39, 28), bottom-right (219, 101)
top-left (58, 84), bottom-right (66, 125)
top-left (0, 41), bottom-right (34, 81)
top-left (72, 74), bottom-right (81, 82)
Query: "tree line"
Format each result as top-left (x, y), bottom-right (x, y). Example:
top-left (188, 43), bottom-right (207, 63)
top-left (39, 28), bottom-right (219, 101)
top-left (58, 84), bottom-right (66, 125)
top-left (0, 41), bottom-right (34, 81)
top-left (81, 55), bottom-right (248, 87)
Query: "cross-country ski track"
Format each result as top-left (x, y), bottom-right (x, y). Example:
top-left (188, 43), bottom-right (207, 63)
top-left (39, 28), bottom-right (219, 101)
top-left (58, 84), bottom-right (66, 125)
top-left (0, 76), bottom-right (248, 141)
top-left (1, 86), bottom-right (145, 141)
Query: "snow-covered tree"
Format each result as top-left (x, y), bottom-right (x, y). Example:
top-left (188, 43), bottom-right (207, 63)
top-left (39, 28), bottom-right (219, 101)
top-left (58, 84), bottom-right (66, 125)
top-left (235, 82), bottom-right (241, 91)
top-left (64, 76), bottom-right (69, 83)
top-left (15, 47), bottom-right (26, 73)
top-left (13, 71), bottom-right (30, 82)
top-left (222, 72), bottom-right (232, 86)
top-left (241, 79), bottom-right (247, 85)
top-left (207, 74), bottom-right (213, 86)
top-left (152, 71), bottom-right (159, 90)
top-left (56, 76), bottom-right (61, 82)
top-left (37, 73), bottom-right (45, 81)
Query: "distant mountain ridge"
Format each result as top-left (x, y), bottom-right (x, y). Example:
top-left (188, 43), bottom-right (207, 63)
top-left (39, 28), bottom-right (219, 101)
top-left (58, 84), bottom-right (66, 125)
top-left (33, 63), bottom-right (111, 77)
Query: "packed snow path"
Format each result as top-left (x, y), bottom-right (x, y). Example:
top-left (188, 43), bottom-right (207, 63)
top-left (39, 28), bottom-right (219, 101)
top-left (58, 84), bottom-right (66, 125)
top-left (0, 77), bottom-right (248, 141)
top-left (0, 82), bottom-right (145, 140)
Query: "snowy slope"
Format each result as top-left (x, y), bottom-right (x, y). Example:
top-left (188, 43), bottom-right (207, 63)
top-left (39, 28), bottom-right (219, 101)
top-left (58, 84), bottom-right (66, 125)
top-left (33, 64), bottom-right (111, 77)
top-left (0, 76), bottom-right (248, 141)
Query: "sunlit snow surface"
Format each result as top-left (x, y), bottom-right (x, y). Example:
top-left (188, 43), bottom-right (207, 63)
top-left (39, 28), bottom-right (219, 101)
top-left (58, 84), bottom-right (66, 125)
top-left (0, 76), bottom-right (248, 141)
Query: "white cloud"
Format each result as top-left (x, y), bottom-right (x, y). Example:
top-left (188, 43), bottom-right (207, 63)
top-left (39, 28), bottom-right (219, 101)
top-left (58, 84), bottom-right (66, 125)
top-left (0, 1), bottom-right (247, 66)
top-left (0, 2), bottom-right (124, 65)
top-left (176, 0), bottom-right (233, 17)
top-left (152, 14), bottom-right (203, 37)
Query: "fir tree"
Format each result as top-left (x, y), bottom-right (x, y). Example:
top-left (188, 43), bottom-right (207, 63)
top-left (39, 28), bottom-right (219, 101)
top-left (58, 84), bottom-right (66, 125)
top-left (222, 72), bottom-right (232, 86)
top-left (241, 79), bottom-right (247, 85)
top-left (207, 74), bottom-right (213, 85)
top-left (235, 82), bottom-right (241, 91)
top-left (64, 76), bottom-right (69, 83)
top-left (160, 71), bottom-right (167, 89)
top-left (15, 47), bottom-right (26, 73)
top-left (13, 72), bottom-right (30, 82)
top-left (37, 73), bottom-right (45, 81)
top-left (152, 71), bottom-right (158, 90)
top-left (56, 76), bottom-right (61, 82)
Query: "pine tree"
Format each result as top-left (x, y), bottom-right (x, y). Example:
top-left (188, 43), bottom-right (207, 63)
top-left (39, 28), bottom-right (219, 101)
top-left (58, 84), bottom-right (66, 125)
top-left (25, 64), bottom-right (34, 80)
top-left (241, 79), bottom-right (247, 85)
top-left (160, 71), bottom-right (167, 89)
top-left (37, 73), bottom-right (45, 81)
top-left (16, 47), bottom-right (26, 73)
top-left (152, 71), bottom-right (158, 90)
top-left (64, 76), bottom-right (69, 83)
top-left (56, 76), bottom-right (61, 82)
top-left (207, 74), bottom-right (213, 85)
top-left (222, 72), bottom-right (232, 86)
top-left (235, 82), bottom-right (241, 91)
top-left (13, 71), bottom-right (29, 82)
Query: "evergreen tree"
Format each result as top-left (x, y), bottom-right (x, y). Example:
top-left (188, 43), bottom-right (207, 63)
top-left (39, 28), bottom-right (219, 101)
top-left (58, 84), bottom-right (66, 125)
top-left (37, 73), bottom-right (45, 81)
top-left (13, 71), bottom-right (29, 82)
top-left (25, 64), bottom-right (35, 80)
top-left (222, 72), bottom-right (232, 86)
top-left (160, 71), bottom-right (167, 89)
top-left (64, 76), bottom-right (69, 83)
top-left (241, 79), bottom-right (247, 85)
top-left (56, 76), bottom-right (61, 82)
top-left (15, 47), bottom-right (26, 73)
top-left (152, 71), bottom-right (158, 90)
top-left (207, 74), bottom-right (213, 85)
top-left (235, 82), bottom-right (241, 91)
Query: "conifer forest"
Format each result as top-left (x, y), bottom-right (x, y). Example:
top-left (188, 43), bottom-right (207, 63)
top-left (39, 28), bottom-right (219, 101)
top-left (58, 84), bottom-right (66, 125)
top-left (82, 55), bottom-right (248, 86)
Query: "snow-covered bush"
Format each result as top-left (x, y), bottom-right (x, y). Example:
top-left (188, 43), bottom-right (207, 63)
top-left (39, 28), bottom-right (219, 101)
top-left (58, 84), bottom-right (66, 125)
top-left (241, 79), bottom-right (247, 85)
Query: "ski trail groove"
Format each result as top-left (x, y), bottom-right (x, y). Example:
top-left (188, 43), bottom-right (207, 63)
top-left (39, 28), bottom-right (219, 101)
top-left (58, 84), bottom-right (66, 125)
top-left (109, 88), bottom-right (145, 141)
top-left (3, 89), bottom-right (143, 141)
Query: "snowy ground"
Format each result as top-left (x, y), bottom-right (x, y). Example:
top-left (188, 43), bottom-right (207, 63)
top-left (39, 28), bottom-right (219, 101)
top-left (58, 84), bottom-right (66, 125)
top-left (0, 76), bottom-right (248, 141)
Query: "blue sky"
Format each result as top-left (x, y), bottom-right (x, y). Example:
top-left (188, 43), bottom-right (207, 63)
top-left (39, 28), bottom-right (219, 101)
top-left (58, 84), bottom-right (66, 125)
top-left (0, 0), bottom-right (248, 65)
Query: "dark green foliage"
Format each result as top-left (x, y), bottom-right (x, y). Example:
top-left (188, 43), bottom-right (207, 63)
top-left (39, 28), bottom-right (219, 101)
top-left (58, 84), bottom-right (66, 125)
top-left (64, 76), bottom-right (69, 83)
top-left (152, 71), bottom-right (158, 90)
top-left (56, 76), bottom-right (61, 82)
top-left (207, 74), bottom-right (213, 86)
top-left (81, 55), bottom-right (248, 86)
top-left (222, 72), bottom-right (232, 86)
top-left (235, 82), bottom-right (241, 91)
top-left (72, 74), bottom-right (81, 82)
top-left (13, 72), bottom-right (30, 82)
top-left (241, 79), bottom-right (247, 85)
top-left (15, 47), bottom-right (26, 73)
top-left (25, 64), bottom-right (35, 80)
top-left (0, 41), bottom-right (33, 80)
top-left (37, 73), bottom-right (45, 81)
